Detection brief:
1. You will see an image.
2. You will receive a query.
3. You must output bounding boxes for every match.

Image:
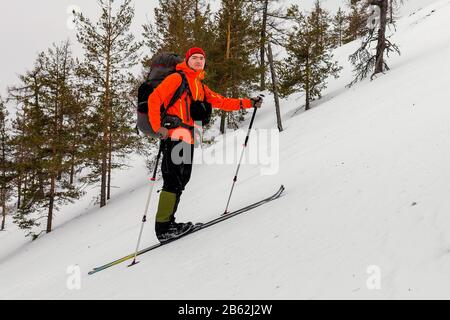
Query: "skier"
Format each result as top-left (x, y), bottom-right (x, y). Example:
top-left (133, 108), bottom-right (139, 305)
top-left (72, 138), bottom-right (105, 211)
top-left (148, 47), bottom-right (263, 242)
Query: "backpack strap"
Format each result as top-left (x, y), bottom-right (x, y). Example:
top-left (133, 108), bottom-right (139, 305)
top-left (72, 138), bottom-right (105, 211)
top-left (160, 71), bottom-right (191, 125)
top-left (167, 72), bottom-right (196, 131)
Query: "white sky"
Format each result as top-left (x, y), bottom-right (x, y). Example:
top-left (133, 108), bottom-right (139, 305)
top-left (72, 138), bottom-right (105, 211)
top-left (0, 0), bottom-right (341, 99)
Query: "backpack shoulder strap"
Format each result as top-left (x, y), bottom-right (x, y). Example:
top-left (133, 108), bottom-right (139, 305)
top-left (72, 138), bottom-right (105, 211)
top-left (161, 71), bottom-right (189, 119)
top-left (166, 72), bottom-right (190, 107)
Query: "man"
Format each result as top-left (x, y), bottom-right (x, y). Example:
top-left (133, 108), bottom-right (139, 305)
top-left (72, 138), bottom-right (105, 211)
top-left (148, 47), bottom-right (263, 242)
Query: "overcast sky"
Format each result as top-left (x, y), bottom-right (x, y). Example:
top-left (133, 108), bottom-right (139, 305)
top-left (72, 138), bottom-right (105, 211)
top-left (0, 0), bottom-right (342, 99)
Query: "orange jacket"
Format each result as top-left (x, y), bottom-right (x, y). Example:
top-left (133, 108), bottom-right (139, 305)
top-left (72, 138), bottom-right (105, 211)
top-left (148, 61), bottom-right (253, 144)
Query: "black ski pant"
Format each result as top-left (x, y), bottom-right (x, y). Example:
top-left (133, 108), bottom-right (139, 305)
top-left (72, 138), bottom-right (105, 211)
top-left (160, 138), bottom-right (194, 221)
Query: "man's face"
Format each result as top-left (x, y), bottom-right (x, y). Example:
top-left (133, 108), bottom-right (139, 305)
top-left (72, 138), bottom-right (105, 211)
top-left (187, 53), bottom-right (206, 71)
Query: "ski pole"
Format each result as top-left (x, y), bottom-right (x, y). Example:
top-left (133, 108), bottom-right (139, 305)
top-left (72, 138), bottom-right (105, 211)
top-left (223, 94), bottom-right (264, 215)
top-left (128, 140), bottom-right (164, 267)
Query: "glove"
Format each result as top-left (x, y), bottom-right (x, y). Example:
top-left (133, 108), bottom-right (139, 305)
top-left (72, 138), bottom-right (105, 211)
top-left (251, 96), bottom-right (263, 108)
top-left (157, 127), bottom-right (169, 140)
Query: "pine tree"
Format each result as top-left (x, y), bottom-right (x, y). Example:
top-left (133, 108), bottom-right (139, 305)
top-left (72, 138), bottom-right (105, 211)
top-left (0, 97), bottom-right (13, 231)
top-left (74, 0), bottom-right (142, 207)
top-left (279, 3), bottom-right (341, 111)
top-left (66, 61), bottom-right (93, 185)
top-left (347, 0), bottom-right (400, 86)
top-left (39, 41), bottom-right (85, 233)
top-left (258, 0), bottom-right (269, 91)
top-left (9, 57), bottom-right (49, 233)
top-left (8, 42), bottom-right (84, 237)
top-left (253, 0), bottom-right (291, 90)
top-left (343, 1), bottom-right (369, 44)
top-left (266, 41), bottom-right (283, 132)
top-left (254, 0), bottom-right (291, 131)
top-left (142, 0), bottom-right (214, 61)
top-left (331, 7), bottom-right (347, 48)
top-left (209, 0), bottom-right (259, 133)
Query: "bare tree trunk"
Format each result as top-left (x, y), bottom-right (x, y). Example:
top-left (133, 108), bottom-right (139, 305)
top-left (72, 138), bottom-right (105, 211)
top-left (1, 192), bottom-right (6, 231)
top-left (389, 0), bottom-right (393, 23)
top-left (220, 111), bottom-right (226, 134)
top-left (305, 87), bottom-right (310, 110)
top-left (220, 18), bottom-right (233, 134)
top-left (17, 176), bottom-right (22, 209)
top-left (69, 149), bottom-right (75, 185)
top-left (22, 175), bottom-right (28, 208)
top-left (372, 0), bottom-right (388, 76)
top-left (47, 80), bottom-right (60, 234)
top-left (1, 211), bottom-right (5, 231)
top-left (107, 85), bottom-right (114, 201)
top-left (100, 101), bottom-right (109, 208)
top-left (107, 127), bottom-right (112, 201)
top-left (69, 138), bottom-right (75, 185)
top-left (260, 0), bottom-right (268, 91)
top-left (226, 18), bottom-right (231, 61)
top-left (1, 131), bottom-right (6, 230)
top-left (38, 173), bottom-right (45, 199)
top-left (47, 175), bottom-right (55, 233)
top-left (69, 112), bottom-right (79, 185)
top-left (100, 4), bottom-right (112, 208)
top-left (305, 53), bottom-right (311, 111)
top-left (266, 42), bottom-right (283, 132)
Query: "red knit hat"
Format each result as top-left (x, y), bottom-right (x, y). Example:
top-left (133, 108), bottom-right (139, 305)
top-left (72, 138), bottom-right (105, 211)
top-left (185, 47), bottom-right (206, 62)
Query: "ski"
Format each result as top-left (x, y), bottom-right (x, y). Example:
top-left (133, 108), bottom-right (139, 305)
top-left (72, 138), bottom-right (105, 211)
top-left (88, 185), bottom-right (285, 275)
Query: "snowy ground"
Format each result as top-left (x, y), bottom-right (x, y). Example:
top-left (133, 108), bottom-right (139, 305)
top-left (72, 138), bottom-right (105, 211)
top-left (1, 0), bottom-right (450, 299)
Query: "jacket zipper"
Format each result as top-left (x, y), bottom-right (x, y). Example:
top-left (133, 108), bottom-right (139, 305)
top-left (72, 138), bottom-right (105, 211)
top-left (194, 78), bottom-right (199, 100)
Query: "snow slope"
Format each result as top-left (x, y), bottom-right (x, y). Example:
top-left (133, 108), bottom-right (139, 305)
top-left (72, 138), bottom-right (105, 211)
top-left (1, 0), bottom-right (450, 299)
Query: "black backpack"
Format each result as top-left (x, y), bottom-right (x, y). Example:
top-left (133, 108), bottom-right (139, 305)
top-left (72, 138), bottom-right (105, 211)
top-left (136, 52), bottom-right (188, 137)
